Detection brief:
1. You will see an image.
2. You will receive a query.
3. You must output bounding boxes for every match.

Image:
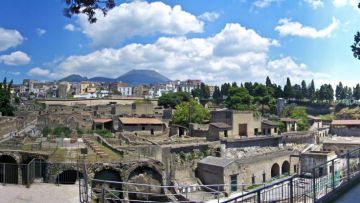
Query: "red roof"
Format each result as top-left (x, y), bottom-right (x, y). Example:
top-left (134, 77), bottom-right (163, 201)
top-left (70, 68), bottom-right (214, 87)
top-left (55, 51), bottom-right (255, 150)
top-left (332, 120), bottom-right (360, 126)
top-left (93, 118), bottom-right (113, 123)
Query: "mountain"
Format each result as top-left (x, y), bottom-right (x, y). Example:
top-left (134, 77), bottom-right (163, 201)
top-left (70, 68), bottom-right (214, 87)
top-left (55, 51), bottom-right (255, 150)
top-left (59, 69), bottom-right (170, 85)
top-left (88, 77), bottom-right (116, 83)
top-left (117, 69), bottom-right (170, 85)
top-left (59, 74), bottom-right (88, 82)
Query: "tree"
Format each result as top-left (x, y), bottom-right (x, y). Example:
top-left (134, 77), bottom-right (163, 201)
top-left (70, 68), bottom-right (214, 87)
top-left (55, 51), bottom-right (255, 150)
top-left (172, 100), bottom-right (210, 126)
top-left (293, 84), bottom-right (302, 100)
top-left (158, 92), bottom-right (191, 108)
top-left (212, 86), bottom-right (222, 104)
top-left (0, 77), bottom-right (14, 116)
top-left (200, 82), bottom-right (210, 99)
top-left (281, 104), bottom-right (309, 131)
top-left (354, 84), bottom-right (360, 100)
top-left (63, 0), bottom-right (116, 23)
top-left (265, 76), bottom-right (272, 87)
top-left (308, 80), bottom-right (316, 101)
top-left (225, 87), bottom-right (254, 110)
top-left (335, 82), bottom-right (344, 100)
top-left (301, 80), bottom-right (307, 99)
top-left (318, 84), bottom-right (334, 102)
top-left (253, 84), bottom-right (273, 115)
top-left (283, 77), bottom-right (294, 99)
top-left (220, 83), bottom-right (231, 98)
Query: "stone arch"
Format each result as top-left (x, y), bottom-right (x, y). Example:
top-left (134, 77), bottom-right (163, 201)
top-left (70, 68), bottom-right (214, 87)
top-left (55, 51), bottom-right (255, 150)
top-left (92, 168), bottom-right (123, 199)
top-left (271, 163), bottom-right (280, 178)
top-left (0, 154), bottom-right (18, 184)
top-left (0, 152), bottom-right (21, 164)
top-left (282, 161), bottom-right (290, 175)
top-left (127, 165), bottom-right (165, 202)
top-left (56, 169), bottom-right (83, 184)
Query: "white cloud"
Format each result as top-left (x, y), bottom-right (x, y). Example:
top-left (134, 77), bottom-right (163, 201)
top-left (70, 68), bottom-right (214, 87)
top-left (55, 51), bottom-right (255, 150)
top-left (304, 0), bottom-right (324, 9)
top-left (76, 1), bottom-right (204, 47)
top-left (36, 28), bottom-right (46, 36)
top-left (0, 51), bottom-right (30, 65)
top-left (253, 0), bottom-right (283, 8)
top-left (0, 27), bottom-right (23, 51)
top-left (275, 17), bottom-right (339, 38)
top-left (198, 12), bottom-right (220, 22)
top-left (267, 57), bottom-right (329, 83)
top-left (64, 24), bottom-right (76, 32)
top-left (28, 67), bottom-right (50, 77)
top-left (333, 0), bottom-right (358, 9)
top-left (49, 23), bottom-right (325, 85)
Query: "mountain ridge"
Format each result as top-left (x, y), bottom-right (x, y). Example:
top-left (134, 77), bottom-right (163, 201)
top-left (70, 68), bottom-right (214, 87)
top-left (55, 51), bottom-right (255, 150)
top-left (59, 69), bottom-right (170, 85)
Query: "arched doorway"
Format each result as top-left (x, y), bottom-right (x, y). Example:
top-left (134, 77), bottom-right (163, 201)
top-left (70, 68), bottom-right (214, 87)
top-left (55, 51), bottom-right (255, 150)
top-left (92, 169), bottom-right (123, 200)
top-left (271, 163), bottom-right (280, 178)
top-left (56, 170), bottom-right (83, 184)
top-left (128, 166), bottom-right (165, 202)
top-left (282, 161), bottom-right (290, 176)
top-left (0, 155), bottom-right (18, 184)
top-left (21, 158), bottom-right (48, 184)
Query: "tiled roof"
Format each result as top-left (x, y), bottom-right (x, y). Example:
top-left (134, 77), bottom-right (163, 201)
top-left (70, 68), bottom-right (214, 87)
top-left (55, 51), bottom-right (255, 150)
top-left (210, 122), bottom-right (231, 129)
top-left (93, 118), bottom-right (113, 123)
top-left (198, 156), bottom-right (234, 167)
top-left (119, 117), bottom-right (163, 125)
top-left (280, 118), bottom-right (298, 122)
top-left (331, 120), bottom-right (360, 126)
top-left (261, 120), bottom-right (279, 126)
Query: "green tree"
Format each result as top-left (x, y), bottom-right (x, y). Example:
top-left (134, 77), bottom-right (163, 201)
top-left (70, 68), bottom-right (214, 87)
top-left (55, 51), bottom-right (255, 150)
top-left (318, 84), bottom-right (334, 102)
top-left (301, 80), bottom-right (307, 99)
top-left (354, 84), bottom-right (360, 100)
top-left (282, 104), bottom-right (309, 131)
top-left (266, 76), bottom-right (272, 87)
top-left (283, 77), bottom-right (294, 99)
top-left (335, 82), bottom-right (343, 100)
top-left (172, 100), bottom-right (210, 126)
top-left (308, 80), bottom-right (316, 101)
top-left (225, 87), bottom-right (254, 110)
top-left (0, 77), bottom-right (14, 116)
top-left (212, 86), bottom-right (222, 104)
top-left (220, 83), bottom-right (231, 98)
top-left (158, 92), bottom-right (191, 108)
top-left (63, 0), bottom-right (116, 23)
top-left (200, 82), bottom-right (210, 99)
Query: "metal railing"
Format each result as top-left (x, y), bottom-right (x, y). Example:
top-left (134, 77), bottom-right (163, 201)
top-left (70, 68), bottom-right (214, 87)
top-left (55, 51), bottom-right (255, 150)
top-left (0, 158), bottom-right (45, 187)
top-left (221, 147), bottom-right (360, 203)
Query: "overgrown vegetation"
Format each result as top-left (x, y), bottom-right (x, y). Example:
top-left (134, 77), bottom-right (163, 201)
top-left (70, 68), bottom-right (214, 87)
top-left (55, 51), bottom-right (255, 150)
top-left (0, 77), bottom-right (14, 116)
top-left (95, 129), bottom-right (113, 138)
top-left (281, 104), bottom-right (309, 131)
top-left (158, 92), bottom-right (191, 109)
top-left (42, 126), bottom-right (72, 138)
top-left (172, 99), bottom-right (210, 126)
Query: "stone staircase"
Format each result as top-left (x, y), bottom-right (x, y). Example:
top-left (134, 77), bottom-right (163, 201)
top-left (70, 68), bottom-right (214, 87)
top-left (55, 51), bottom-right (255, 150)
top-left (83, 137), bottom-right (109, 159)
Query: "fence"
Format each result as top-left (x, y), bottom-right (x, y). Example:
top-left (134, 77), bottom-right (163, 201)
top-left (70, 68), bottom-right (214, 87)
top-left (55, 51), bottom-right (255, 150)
top-left (221, 147), bottom-right (360, 203)
top-left (0, 158), bottom-right (44, 187)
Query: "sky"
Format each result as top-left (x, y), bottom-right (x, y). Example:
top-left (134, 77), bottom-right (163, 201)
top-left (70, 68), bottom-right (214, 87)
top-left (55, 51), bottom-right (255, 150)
top-left (1, 0), bottom-right (360, 87)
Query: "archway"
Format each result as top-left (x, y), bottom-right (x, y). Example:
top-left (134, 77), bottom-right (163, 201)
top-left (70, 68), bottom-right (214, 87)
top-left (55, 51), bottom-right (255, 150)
top-left (21, 158), bottom-right (48, 184)
top-left (56, 170), bottom-right (83, 184)
top-left (271, 163), bottom-right (280, 178)
top-left (127, 166), bottom-right (165, 202)
top-left (92, 169), bottom-right (123, 199)
top-left (0, 155), bottom-right (18, 184)
top-left (282, 161), bottom-right (290, 176)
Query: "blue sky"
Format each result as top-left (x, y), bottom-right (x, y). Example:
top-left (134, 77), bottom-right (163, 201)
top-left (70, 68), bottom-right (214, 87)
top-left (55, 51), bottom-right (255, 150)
top-left (0, 0), bottom-right (360, 87)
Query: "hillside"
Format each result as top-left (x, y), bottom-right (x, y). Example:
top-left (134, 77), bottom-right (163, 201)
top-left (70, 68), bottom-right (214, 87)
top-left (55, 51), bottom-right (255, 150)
top-left (59, 69), bottom-right (170, 85)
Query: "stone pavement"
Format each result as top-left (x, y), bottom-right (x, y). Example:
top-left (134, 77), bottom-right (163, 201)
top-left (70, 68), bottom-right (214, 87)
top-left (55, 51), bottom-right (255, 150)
top-left (0, 183), bottom-right (79, 203)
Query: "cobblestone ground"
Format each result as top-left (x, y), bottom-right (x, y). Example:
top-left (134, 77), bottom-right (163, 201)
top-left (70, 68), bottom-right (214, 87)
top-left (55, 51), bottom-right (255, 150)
top-left (0, 183), bottom-right (79, 203)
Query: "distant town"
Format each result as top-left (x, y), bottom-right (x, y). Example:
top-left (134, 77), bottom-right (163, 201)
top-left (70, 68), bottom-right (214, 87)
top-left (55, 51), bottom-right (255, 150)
top-left (1, 68), bottom-right (360, 202)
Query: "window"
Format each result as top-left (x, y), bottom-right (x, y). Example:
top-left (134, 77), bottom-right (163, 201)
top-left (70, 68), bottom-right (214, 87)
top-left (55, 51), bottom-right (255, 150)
top-left (274, 128), bottom-right (278, 133)
top-left (142, 126), bottom-right (145, 130)
top-left (224, 130), bottom-right (228, 137)
top-left (254, 128), bottom-right (258, 135)
top-left (294, 165), bottom-right (297, 173)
